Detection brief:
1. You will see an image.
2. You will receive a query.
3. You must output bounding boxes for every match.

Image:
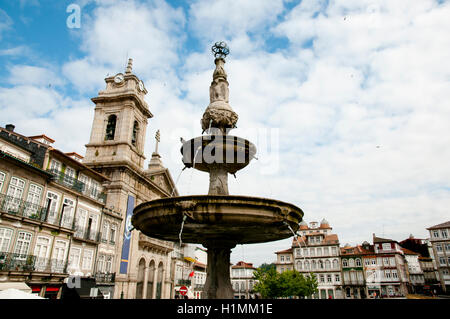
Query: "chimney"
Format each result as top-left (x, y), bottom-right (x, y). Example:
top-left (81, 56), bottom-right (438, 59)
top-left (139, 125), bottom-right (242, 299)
top-left (5, 124), bottom-right (15, 132)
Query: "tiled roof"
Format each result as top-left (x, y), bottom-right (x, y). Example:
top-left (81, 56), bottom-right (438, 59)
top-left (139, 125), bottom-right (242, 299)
top-left (401, 248), bottom-right (419, 255)
top-left (275, 248), bottom-right (292, 254)
top-left (427, 221), bottom-right (450, 230)
top-left (232, 261), bottom-right (255, 269)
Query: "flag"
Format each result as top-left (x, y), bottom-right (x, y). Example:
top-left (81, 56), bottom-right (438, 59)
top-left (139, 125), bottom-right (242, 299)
top-left (189, 271), bottom-right (195, 277)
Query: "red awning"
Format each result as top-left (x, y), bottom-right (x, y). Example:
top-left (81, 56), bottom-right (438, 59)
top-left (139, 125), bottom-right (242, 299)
top-left (46, 287), bottom-right (60, 292)
top-left (31, 286), bottom-right (41, 292)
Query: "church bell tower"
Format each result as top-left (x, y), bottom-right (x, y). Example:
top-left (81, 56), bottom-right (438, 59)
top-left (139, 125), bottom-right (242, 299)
top-left (84, 59), bottom-right (153, 170)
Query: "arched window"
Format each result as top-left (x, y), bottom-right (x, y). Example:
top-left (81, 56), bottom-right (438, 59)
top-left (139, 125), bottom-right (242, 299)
top-left (325, 260), bottom-right (331, 270)
top-left (131, 120), bottom-right (139, 146)
top-left (355, 258), bottom-right (362, 267)
top-left (105, 115), bottom-right (117, 140)
top-left (297, 261), bottom-right (302, 270)
top-left (333, 259), bottom-right (339, 269)
top-left (349, 259), bottom-right (355, 267)
top-left (319, 260), bottom-right (324, 269)
top-left (312, 260), bottom-right (317, 270)
top-left (342, 259), bottom-right (348, 267)
top-left (304, 261), bottom-right (310, 270)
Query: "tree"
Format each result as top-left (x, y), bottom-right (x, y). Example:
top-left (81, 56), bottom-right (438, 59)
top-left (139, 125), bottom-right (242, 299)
top-left (253, 266), bottom-right (318, 299)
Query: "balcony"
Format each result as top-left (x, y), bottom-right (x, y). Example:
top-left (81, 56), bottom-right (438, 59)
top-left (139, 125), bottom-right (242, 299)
top-left (178, 279), bottom-right (191, 286)
top-left (139, 233), bottom-right (174, 253)
top-left (73, 226), bottom-right (101, 243)
top-left (0, 252), bottom-right (68, 274)
top-left (47, 169), bottom-right (106, 203)
top-left (0, 193), bottom-right (48, 222)
top-left (95, 272), bottom-right (116, 284)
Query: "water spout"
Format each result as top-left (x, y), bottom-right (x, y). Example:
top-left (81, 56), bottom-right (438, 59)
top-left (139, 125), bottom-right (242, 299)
top-left (179, 214), bottom-right (188, 246)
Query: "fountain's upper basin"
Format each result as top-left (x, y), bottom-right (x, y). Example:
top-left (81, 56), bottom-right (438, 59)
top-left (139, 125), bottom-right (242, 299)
top-left (181, 135), bottom-right (257, 174)
top-left (132, 195), bottom-right (303, 245)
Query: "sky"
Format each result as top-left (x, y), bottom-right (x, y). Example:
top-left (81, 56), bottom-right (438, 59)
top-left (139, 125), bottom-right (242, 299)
top-left (0, 0), bottom-right (449, 267)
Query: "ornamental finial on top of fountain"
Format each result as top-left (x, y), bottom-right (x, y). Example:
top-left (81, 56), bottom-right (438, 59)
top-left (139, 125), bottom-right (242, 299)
top-left (201, 41), bottom-right (238, 134)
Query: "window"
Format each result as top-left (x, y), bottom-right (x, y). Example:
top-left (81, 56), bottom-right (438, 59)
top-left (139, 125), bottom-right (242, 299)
top-left (97, 255), bottom-right (105, 273)
top-left (0, 171), bottom-right (5, 191)
top-left (439, 257), bottom-right (446, 265)
top-left (392, 269), bottom-right (398, 279)
top-left (385, 270), bottom-right (391, 279)
top-left (317, 248), bottom-right (322, 256)
top-left (69, 247), bottom-right (81, 271)
top-left (436, 244), bottom-right (443, 252)
top-left (82, 249), bottom-right (94, 270)
top-left (382, 243), bottom-right (391, 250)
top-left (355, 259), bottom-right (361, 267)
top-left (280, 256), bottom-right (284, 262)
top-left (6, 177), bottom-right (26, 212)
top-left (335, 274), bottom-right (340, 282)
top-left (371, 258), bottom-right (376, 265)
top-left (49, 159), bottom-right (61, 173)
top-left (320, 275), bottom-right (325, 283)
top-left (75, 208), bottom-right (88, 238)
top-left (304, 261), bottom-right (310, 270)
top-left (342, 259), bottom-right (348, 267)
top-left (389, 257), bottom-right (395, 266)
top-left (312, 260), bottom-right (317, 270)
top-left (445, 243), bottom-right (450, 252)
top-left (333, 259), bottom-right (339, 269)
top-left (102, 221), bottom-right (109, 242)
top-left (364, 259), bottom-right (370, 266)
top-left (327, 275), bottom-right (332, 283)
top-left (61, 198), bottom-right (75, 228)
top-left (0, 228), bottom-right (13, 252)
top-left (286, 256), bottom-right (291, 262)
top-left (34, 237), bottom-right (51, 271)
top-left (303, 248), bottom-right (309, 256)
top-left (45, 191), bottom-right (59, 224)
top-left (442, 230), bottom-right (448, 238)
top-left (105, 115), bottom-right (117, 140)
top-left (131, 120), bottom-right (139, 146)
top-left (297, 261), bottom-right (302, 270)
top-left (53, 240), bottom-right (67, 261)
top-left (383, 257), bottom-right (389, 265)
top-left (310, 248), bottom-right (315, 257)
top-left (64, 166), bottom-right (76, 186)
top-left (24, 183), bottom-right (43, 217)
top-left (325, 260), bottom-right (331, 270)
top-left (319, 260), bottom-right (324, 269)
top-left (105, 256), bottom-right (113, 273)
top-left (349, 259), bottom-right (355, 267)
top-left (323, 247), bottom-right (329, 256)
top-left (14, 231), bottom-right (32, 257)
top-left (331, 247), bottom-right (337, 256)
top-left (295, 248), bottom-right (301, 257)
top-left (433, 230), bottom-right (439, 238)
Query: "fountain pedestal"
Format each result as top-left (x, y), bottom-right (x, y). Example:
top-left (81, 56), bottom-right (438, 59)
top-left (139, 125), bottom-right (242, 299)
top-left (203, 242), bottom-right (236, 299)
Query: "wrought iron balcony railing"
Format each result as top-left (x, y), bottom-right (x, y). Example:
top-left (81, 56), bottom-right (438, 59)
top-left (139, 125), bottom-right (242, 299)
top-left (95, 272), bottom-right (116, 284)
top-left (0, 194), bottom-right (76, 230)
top-left (0, 252), bottom-right (68, 274)
top-left (47, 169), bottom-right (106, 203)
top-left (178, 279), bottom-right (192, 286)
top-left (0, 193), bottom-right (48, 221)
top-left (73, 225), bottom-right (101, 242)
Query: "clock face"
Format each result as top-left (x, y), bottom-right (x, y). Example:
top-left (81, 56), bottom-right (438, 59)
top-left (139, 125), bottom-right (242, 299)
top-left (139, 81), bottom-right (144, 91)
top-left (114, 73), bottom-right (124, 84)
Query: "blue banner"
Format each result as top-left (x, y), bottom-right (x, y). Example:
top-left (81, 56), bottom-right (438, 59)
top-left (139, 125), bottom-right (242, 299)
top-left (119, 195), bottom-right (135, 274)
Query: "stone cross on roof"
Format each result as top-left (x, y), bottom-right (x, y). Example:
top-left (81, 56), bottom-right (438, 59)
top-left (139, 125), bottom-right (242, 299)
top-left (155, 129), bottom-right (160, 154)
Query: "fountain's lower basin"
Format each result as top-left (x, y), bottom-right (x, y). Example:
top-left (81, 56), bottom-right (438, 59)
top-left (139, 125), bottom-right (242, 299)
top-left (132, 195), bottom-right (303, 245)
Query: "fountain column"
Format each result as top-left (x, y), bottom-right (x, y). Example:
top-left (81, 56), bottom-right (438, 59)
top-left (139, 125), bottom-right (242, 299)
top-left (203, 241), bottom-right (236, 299)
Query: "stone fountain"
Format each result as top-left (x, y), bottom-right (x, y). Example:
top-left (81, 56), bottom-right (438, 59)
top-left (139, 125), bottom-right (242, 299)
top-left (132, 42), bottom-right (304, 299)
